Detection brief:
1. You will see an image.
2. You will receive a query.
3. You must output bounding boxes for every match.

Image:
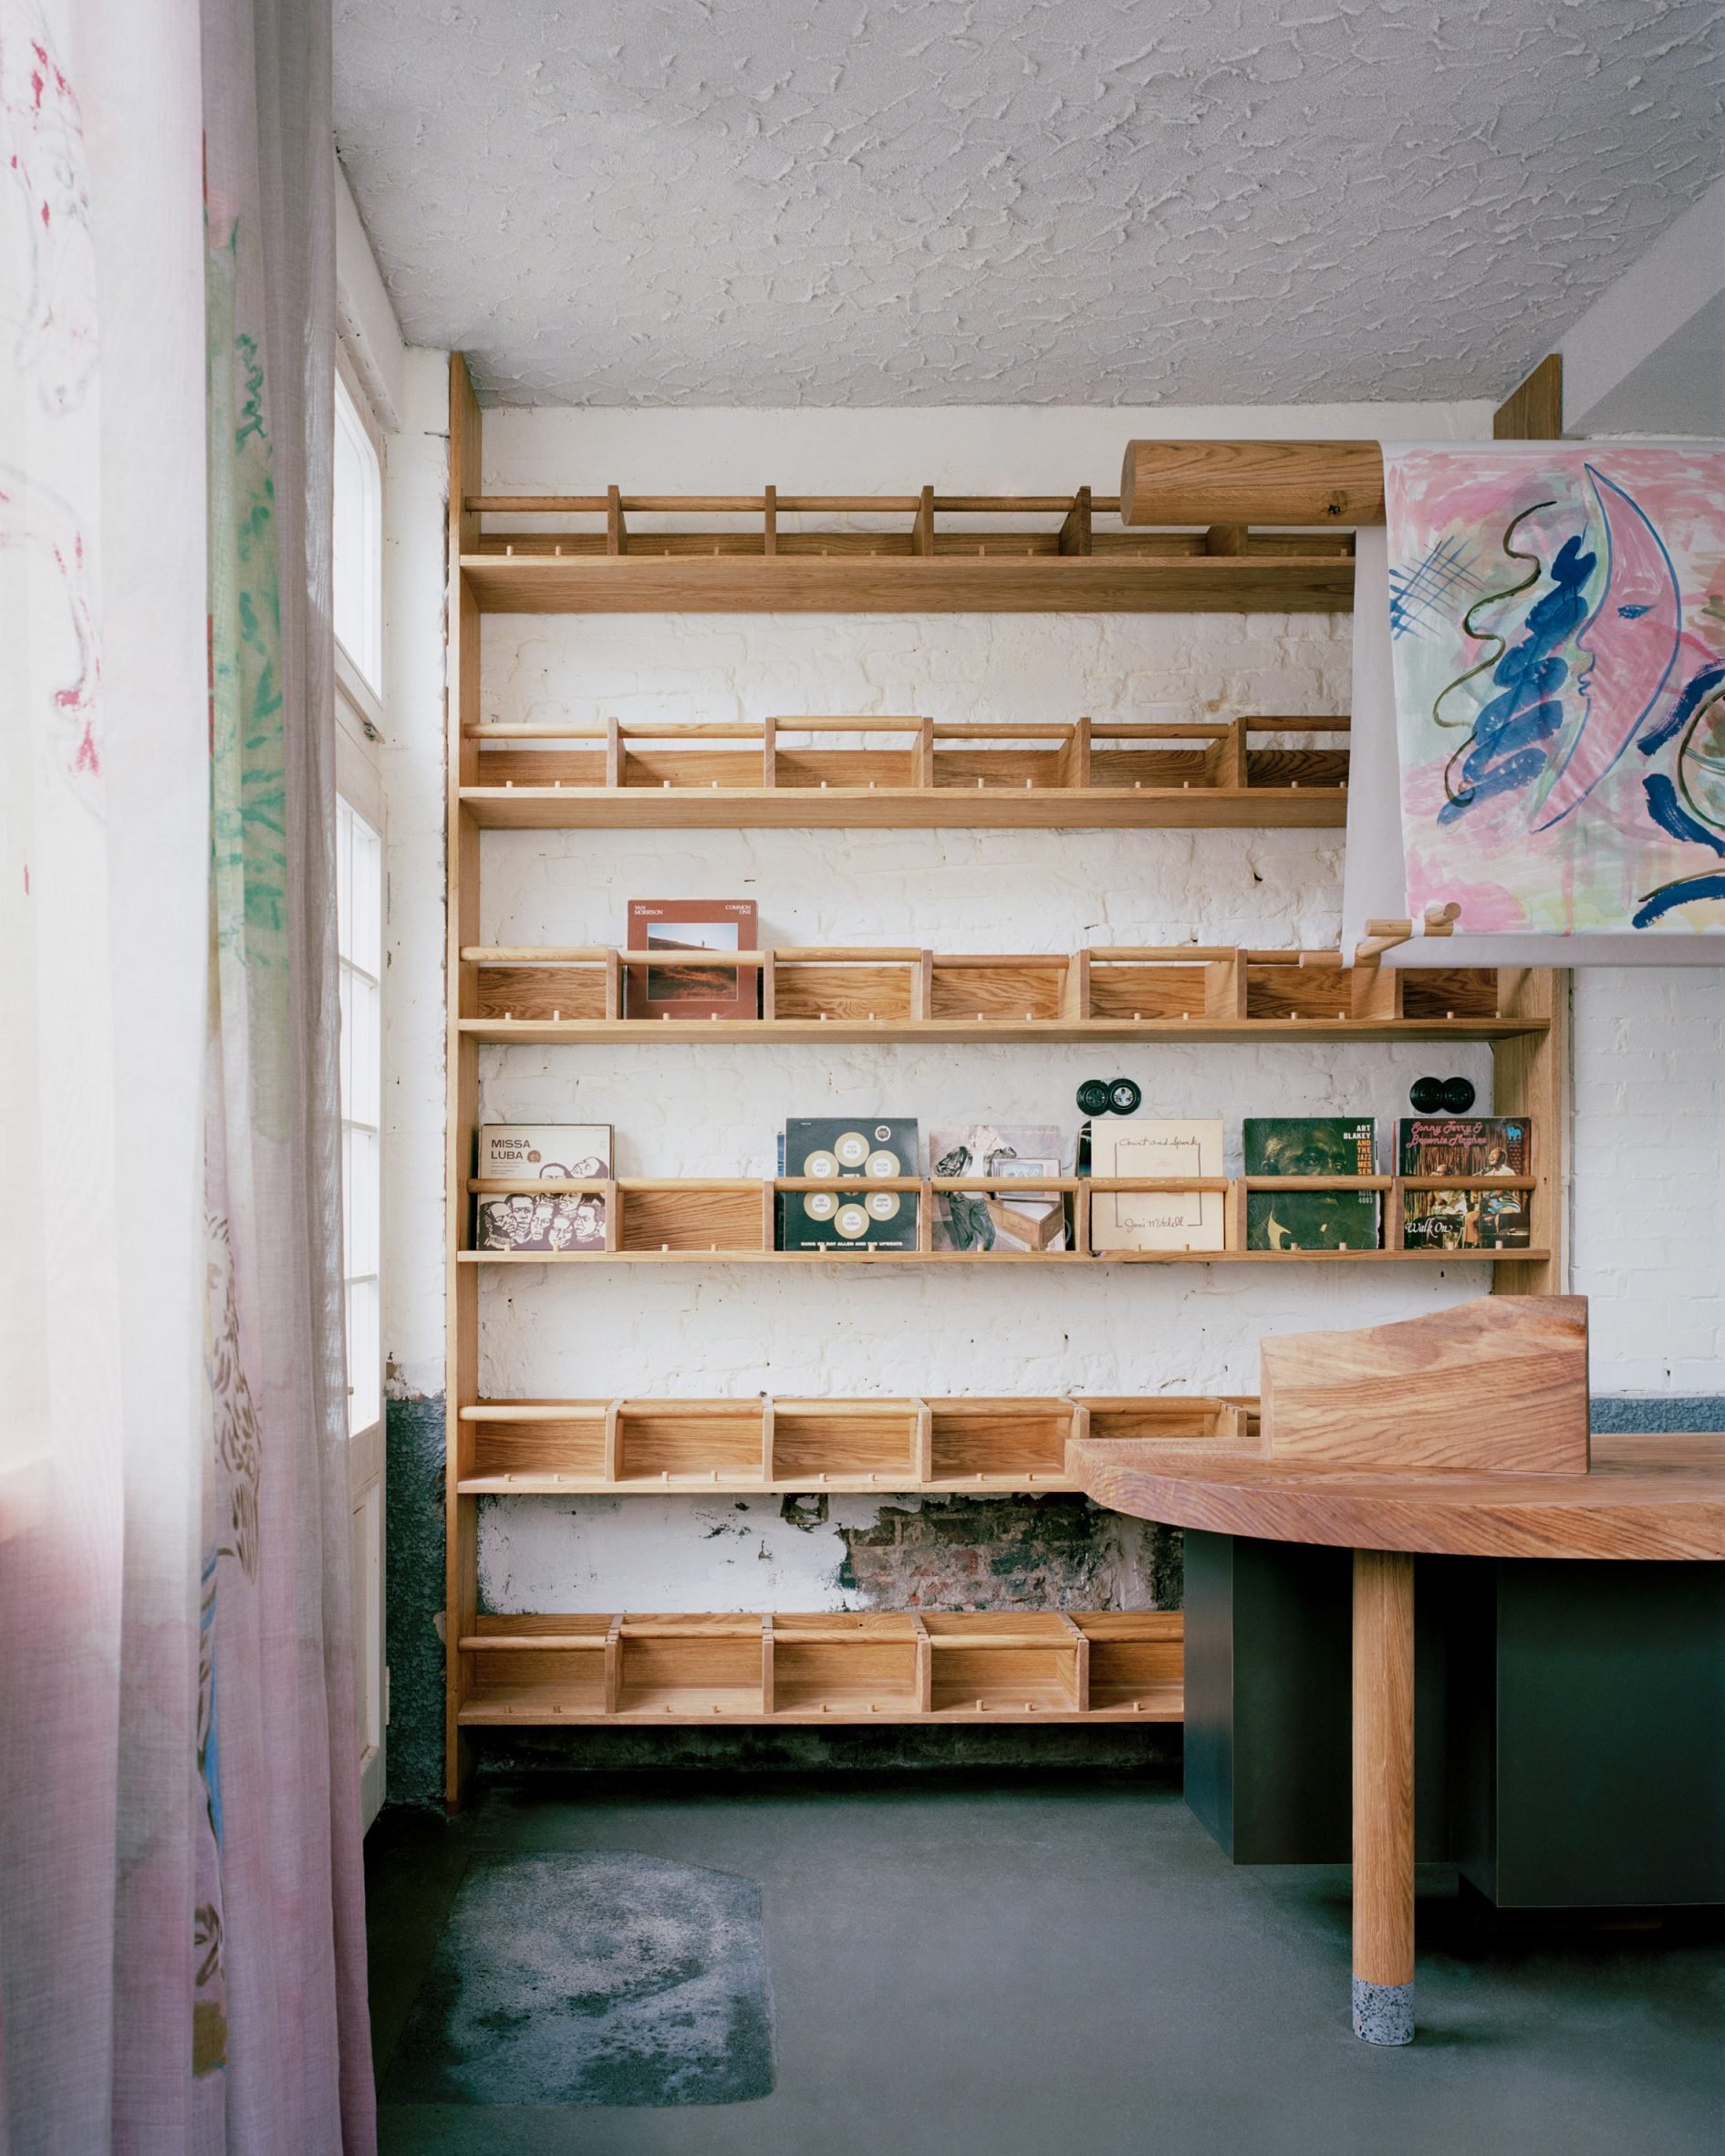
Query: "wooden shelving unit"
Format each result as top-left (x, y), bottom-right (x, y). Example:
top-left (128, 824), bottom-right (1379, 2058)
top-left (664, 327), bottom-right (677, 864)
top-left (461, 941), bottom-right (1547, 1043)
top-left (461, 1176), bottom-right (1543, 1265)
top-left (459, 482), bottom-right (1356, 615)
top-left (456, 1394), bottom-right (1256, 1496)
top-left (462, 715), bottom-right (1347, 828)
top-left (459, 1610), bottom-right (1185, 1725)
top-left (442, 358), bottom-right (1570, 1792)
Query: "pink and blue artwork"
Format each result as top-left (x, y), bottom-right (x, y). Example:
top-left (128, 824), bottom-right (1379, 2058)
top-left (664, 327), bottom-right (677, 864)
top-left (1387, 446), bottom-right (1725, 933)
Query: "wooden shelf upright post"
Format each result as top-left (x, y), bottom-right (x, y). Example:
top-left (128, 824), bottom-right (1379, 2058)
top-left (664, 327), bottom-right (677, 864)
top-left (445, 354), bottom-right (483, 1802)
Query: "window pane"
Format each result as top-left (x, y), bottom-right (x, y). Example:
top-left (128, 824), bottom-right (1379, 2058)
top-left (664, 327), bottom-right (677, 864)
top-left (350, 812), bottom-right (382, 978)
top-left (336, 785), bottom-right (382, 1443)
top-left (336, 795), bottom-right (353, 955)
top-left (333, 372), bottom-right (382, 693)
top-left (346, 1276), bottom-right (379, 1437)
top-left (347, 1126), bottom-right (379, 1279)
top-left (342, 966), bottom-right (359, 1129)
top-left (348, 968), bottom-right (379, 1122)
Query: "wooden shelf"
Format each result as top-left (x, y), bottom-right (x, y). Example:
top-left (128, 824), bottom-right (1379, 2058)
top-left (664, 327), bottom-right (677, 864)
top-left (460, 941), bottom-right (1544, 1042)
top-left (460, 715), bottom-right (1347, 827)
top-left (461, 1173), bottom-right (1543, 1264)
top-left (456, 1609), bottom-right (1184, 1725)
top-left (465, 783), bottom-right (1349, 830)
top-left (438, 358), bottom-right (1574, 1800)
top-left (462, 1245), bottom-right (1543, 1267)
top-left (459, 486), bottom-right (1356, 614)
top-left (454, 1394), bottom-right (1259, 1495)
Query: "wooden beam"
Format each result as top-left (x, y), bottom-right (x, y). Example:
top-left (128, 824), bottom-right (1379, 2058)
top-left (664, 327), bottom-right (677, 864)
top-left (1494, 355), bottom-right (1564, 441)
top-left (606, 484), bottom-right (627, 556)
top-left (1119, 440), bottom-right (1385, 527)
top-left (444, 352), bottom-right (484, 1806)
top-left (913, 484), bottom-right (934, 557)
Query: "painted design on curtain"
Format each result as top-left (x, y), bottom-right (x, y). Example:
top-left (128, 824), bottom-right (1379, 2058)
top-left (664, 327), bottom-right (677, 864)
top-left (0, 0), bottom-right (100, 782)
top-left (194, 1207), bottom-right (262, 2076)
top-left (198, 162), bottom-right (287, 2086)
top-left (1387, 446), bottom-right (1725, 933)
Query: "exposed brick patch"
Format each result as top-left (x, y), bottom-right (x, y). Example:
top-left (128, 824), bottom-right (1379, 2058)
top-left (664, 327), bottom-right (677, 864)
top-left (837, 1494), bottom-right (1180, 1613)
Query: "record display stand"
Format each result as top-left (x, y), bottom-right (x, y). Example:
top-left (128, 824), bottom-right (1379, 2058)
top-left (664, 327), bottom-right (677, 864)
top-left (442, 355), bottom-right (1569, 1799)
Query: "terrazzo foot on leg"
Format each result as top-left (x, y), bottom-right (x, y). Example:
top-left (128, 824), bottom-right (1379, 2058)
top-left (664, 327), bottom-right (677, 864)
top-left (1352, 1975), bottom-right (1413, 2045)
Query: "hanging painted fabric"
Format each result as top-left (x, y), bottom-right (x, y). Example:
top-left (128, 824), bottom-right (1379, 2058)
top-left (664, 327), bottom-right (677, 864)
top-left (1384, 442), bottom-right (1725, 936)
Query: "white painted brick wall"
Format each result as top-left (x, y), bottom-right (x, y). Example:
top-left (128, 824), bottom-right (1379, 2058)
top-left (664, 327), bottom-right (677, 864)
top-left (1572, 968), bottom-right (1725, 1392)
top-left (379, 388), bottom-right (1725, 1616)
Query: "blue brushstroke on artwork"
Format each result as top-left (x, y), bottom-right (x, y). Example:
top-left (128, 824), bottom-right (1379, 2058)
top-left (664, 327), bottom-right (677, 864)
top-left (1634, 870), bottom-right (1725, 928)
top-left (1439, 534), bottom-right (1595, 823)
top-left (1529, 466), bottom-right (1685, 833)
top-left (1643, 774), bottom-right (1725, 856)
top-left (1639, 663), bottom-right (1725, 755)
top-left (1388, 535), bottom-right (1478, 641)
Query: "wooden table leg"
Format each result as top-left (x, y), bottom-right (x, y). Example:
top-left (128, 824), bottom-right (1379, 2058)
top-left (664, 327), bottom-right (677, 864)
top-left (1352, 1548), bottom-right (1415, 2044)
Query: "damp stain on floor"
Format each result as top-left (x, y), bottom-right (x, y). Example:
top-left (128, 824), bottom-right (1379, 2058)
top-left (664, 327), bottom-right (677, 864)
top-left (382, 1850), bottom-right (774, 2108)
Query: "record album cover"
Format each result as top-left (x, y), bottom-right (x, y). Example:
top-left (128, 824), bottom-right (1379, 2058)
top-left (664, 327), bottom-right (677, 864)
top-left (1243, 1116), bottom-right (1379, 1252)
top-left (624, 898), bottom-right (759, 1020)
top-left (1398, 1115), bottom-right (1532, 1250)
top-left (930, 1124), bottom-right (1069, 1253)
top-left (474, 1124), bottom-right (611, 1252)
top-left (1089, 1119), bottom-right (1224, 1253)
top-left (777, 1117), bottom-right (919, 1251)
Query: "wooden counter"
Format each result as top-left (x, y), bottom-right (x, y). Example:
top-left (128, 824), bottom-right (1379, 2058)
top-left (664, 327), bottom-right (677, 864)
top-left (1071, 1431), bottom-right (1725, 1562)
top-left (1070, 1303), bottom-right (1725, 2048)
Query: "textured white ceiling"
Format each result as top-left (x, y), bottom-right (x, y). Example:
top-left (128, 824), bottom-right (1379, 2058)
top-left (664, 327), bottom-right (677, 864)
top-left (333, 0), bottom-right (1725, 407)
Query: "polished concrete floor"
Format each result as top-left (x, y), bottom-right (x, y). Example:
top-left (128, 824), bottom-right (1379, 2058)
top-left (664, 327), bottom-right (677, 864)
top-left (367, 1772), bottom-right (1725, 2156)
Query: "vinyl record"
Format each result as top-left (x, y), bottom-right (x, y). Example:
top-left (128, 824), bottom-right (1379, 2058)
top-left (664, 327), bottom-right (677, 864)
top-left (834, 1131), bottom-right (870, 1169)
top-left (834, 1203), bottom-right (869, 1239)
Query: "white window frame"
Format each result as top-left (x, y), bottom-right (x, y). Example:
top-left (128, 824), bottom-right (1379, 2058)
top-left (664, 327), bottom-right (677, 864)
top-left (334, 349), bottom-right (389, 1830)
top-left (334, 353), bottom-right (385, 706)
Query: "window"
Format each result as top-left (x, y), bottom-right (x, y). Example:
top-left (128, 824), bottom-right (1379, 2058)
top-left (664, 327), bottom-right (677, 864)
top-left (337, 794), bottom-right (382, 1440)
top-left (333, 355), bottom-right (389, 1827)
top-left (333, 368), bottom-right (383, 698)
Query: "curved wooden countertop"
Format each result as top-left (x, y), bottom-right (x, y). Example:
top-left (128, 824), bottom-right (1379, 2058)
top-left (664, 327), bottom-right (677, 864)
top-left (1069, 1430), bottom-right (1725, 1560)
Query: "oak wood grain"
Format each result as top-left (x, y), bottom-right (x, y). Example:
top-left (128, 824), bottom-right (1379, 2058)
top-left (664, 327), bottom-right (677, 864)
top-left (1119, 440), bottom-right (1385, 527)
top-left (1353, 1550), bottom-right (1415, 1988)
top-left (1069, 1431), bottom-right (1725, 1560)
top-left (1261, 1296), bottom-right (1589, 1475)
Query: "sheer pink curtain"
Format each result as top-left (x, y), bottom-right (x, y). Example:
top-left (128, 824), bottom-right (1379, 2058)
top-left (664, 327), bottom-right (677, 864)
top-left (0, 0), bottom-right (373, 2148)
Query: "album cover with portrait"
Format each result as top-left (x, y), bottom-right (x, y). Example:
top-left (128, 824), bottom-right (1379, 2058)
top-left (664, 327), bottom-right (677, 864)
top-left (474, 1124), bottom-right (612, 1252)
top-left (1242, 1116), bottom-right (1379, 1251)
